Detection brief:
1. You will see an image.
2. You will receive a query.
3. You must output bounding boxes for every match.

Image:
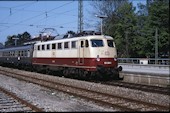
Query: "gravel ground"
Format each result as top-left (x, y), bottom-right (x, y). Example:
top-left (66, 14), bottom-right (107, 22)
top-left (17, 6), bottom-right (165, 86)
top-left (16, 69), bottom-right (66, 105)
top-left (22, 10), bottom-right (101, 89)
top-left (0, 74), bottom-right (116, 112)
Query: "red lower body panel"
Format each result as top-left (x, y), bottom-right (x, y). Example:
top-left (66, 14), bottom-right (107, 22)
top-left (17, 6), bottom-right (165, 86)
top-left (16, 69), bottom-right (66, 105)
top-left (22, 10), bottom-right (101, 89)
top-left (32, 58), bottom-right (118, 71)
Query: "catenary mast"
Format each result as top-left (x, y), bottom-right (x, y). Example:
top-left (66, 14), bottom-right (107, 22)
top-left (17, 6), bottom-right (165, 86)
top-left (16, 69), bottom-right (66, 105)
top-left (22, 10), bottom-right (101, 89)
top-left (78, 0), bottom-right (83, 33)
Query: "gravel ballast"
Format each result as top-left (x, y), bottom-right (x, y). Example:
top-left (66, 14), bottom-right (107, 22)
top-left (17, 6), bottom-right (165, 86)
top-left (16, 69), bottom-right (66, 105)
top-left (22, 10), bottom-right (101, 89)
top-left (0, 66), bottom-right (169, 111)
top-left (0, 74), bottom-right (116, 112)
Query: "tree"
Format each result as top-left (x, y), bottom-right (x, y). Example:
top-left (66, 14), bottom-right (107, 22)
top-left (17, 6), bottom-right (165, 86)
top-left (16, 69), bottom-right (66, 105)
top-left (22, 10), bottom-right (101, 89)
top-left (18, 32), bottom-right (31, 45)
top-left (89, 0), bottom-right (128, 32)
top-left (5, 31), bottom-right (31, 47)
top-left (137, 0), bottom-right (169, 58)
top-left (90, 0), bottom-right (169, 58)
top-left (5, 35), bottom-right (17, 47)
top-left (114, 2), bottom-right (137, 57)
top-left (149, 0), bottom-right (169, 58)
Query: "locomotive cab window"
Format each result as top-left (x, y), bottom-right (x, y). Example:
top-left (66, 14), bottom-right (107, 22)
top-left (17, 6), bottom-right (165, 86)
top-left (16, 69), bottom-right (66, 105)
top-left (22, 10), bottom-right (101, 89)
top-left (107, 40), bottom-right (115, 47)
top-left (91, 39), bottom-right (104, 47)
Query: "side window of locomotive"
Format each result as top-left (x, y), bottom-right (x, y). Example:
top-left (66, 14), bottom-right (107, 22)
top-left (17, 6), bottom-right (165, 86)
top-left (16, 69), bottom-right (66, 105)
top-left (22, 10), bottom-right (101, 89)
top-left (64, 42), bottom-right (69, 49)
top-left (47, 44), bottom-right (50, 50)
top-left (91, 39), bottom-right (104, 47)
top-left (71, 41), bottom-right (77, 48)
top-left (58, 43), bottom-right (62, 49)
top-left (52, 43), bottom-right (56, 50)
top-left (42, 45), bottom-right (45, 50)
top-left (85, 40), bottom-right (89, 47)
top-left (81, 41), bottom-right (84, 48)
top-left (107, 40), bottom-right (114, 47)
top-left (37, 45), bottom-right (40, 51)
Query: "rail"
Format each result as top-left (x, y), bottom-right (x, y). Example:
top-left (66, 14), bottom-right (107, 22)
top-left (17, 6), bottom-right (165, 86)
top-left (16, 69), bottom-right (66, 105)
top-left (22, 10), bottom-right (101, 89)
top-left (118, 58), bottom-right (170, 65)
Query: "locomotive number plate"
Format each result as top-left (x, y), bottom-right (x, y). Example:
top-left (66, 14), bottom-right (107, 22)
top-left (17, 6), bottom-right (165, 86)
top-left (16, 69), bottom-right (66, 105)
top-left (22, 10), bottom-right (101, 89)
top-left (104, 62), bottom-right (112, 64)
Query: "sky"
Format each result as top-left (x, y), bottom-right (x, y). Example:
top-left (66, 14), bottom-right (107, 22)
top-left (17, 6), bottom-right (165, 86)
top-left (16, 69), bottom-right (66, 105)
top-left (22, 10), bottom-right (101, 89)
top-left (0, 0), bottom-right (146, 45)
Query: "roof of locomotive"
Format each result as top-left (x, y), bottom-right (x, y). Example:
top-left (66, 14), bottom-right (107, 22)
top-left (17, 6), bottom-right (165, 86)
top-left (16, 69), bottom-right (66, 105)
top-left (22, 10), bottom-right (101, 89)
top-left (35, 35), bottom-right (114, 45)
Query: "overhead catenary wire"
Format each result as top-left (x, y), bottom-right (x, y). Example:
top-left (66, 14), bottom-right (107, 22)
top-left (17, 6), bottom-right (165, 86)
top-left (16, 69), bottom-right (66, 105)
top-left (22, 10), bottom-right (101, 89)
top-left (0, 1), bottom-right (75, 33)
top-left (0, 1), bottom-right (95, 41)
top-left (0, 1), bottom-right (38, 22)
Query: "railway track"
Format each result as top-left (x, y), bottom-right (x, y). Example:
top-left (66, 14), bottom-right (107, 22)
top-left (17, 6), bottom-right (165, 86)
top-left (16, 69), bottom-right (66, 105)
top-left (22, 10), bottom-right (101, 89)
top-left (0, 69), bottom-right (169, 111)
top-left (0, 86), bottom-right (43, 112)
top-left (98, 81), bottom-right (170, 95)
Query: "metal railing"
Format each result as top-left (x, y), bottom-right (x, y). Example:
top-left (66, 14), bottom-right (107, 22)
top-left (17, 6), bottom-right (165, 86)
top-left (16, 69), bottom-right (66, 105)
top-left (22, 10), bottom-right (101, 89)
top-left (118, 58), bottom-right (170, 65)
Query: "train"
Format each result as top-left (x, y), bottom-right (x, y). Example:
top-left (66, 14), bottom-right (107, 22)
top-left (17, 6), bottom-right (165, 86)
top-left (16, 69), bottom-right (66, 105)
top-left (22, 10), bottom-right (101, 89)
top-left (0, 31), bottom-right (123, 80)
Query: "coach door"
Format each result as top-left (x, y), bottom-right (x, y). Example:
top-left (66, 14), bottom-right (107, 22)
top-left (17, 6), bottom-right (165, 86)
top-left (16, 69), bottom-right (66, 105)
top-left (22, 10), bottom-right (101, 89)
top-left (78, 40), bottom-right (85, 65)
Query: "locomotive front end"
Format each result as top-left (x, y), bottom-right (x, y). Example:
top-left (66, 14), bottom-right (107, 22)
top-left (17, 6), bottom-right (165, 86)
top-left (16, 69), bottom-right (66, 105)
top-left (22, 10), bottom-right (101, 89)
top-left (89, 35), bottom-right (123, 80)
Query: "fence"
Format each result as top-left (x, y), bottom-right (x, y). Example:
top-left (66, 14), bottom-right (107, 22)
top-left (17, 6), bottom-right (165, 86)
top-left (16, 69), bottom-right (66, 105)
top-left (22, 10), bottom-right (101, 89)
top-left (118, 58), bottom-right (170, 65)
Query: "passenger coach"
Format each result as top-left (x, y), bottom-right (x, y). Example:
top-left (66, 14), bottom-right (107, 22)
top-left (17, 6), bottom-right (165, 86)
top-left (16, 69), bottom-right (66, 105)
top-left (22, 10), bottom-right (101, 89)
top-left (0, 45), bottom-right (33, 68)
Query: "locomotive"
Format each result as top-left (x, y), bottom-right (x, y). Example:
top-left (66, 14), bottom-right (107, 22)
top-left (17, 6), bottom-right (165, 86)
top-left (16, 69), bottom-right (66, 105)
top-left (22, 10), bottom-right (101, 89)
top-left (0, 31), bottom-right (123, 80)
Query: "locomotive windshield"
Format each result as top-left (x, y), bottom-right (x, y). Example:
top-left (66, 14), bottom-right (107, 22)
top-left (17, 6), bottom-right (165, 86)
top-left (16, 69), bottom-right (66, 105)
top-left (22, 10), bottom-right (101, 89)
top-left (107, 40), bottom-right (115, 47)
top-left (91, 39), bottom-right (103, 47)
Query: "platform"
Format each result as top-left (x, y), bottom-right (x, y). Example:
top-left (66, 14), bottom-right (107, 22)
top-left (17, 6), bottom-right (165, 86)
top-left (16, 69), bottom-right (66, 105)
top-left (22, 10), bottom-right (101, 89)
top-left (119, 63), bottom-right (169, 76)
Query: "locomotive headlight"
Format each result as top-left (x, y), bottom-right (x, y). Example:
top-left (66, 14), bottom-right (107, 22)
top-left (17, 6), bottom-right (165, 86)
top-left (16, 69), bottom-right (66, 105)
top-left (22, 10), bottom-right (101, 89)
top-left (96, 55), bottom-right (100, 61)
top-left (114, 55), bottom-right (117, 61)
top-left (114, 58), bottom-right (117, 61)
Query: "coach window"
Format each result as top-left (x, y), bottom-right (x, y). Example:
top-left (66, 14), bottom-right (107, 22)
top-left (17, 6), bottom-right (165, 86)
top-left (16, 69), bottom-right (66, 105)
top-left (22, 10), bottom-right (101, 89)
top-left (58, 43), bottom-right (62, 49)
top-left (42, 45), bottom-right (45, 50)
top-left (15, 51), bottom-right (18, 57)
top-left (18, 51), bottom-right (20, 56)
top-left (52, 43), bottom-right (56, 49)
top-left (10, 51), bottom-right (12, 57)
top-left (21, 51), bottom-right (24, 56)
top-left (27, 50), bottom-right (30, 57)
top-left (71, 41), bottom-right (77, 48)
top-left (12, 51), bottom-right (14, 57)
top-left (64, 42), bottom-right (69, 49)
top-left (13, 51), bottom-right (15, 56)
top-left (47, 44), bottom-right (50, 50)
top-left (24, 50), bottom-right (27, 57)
